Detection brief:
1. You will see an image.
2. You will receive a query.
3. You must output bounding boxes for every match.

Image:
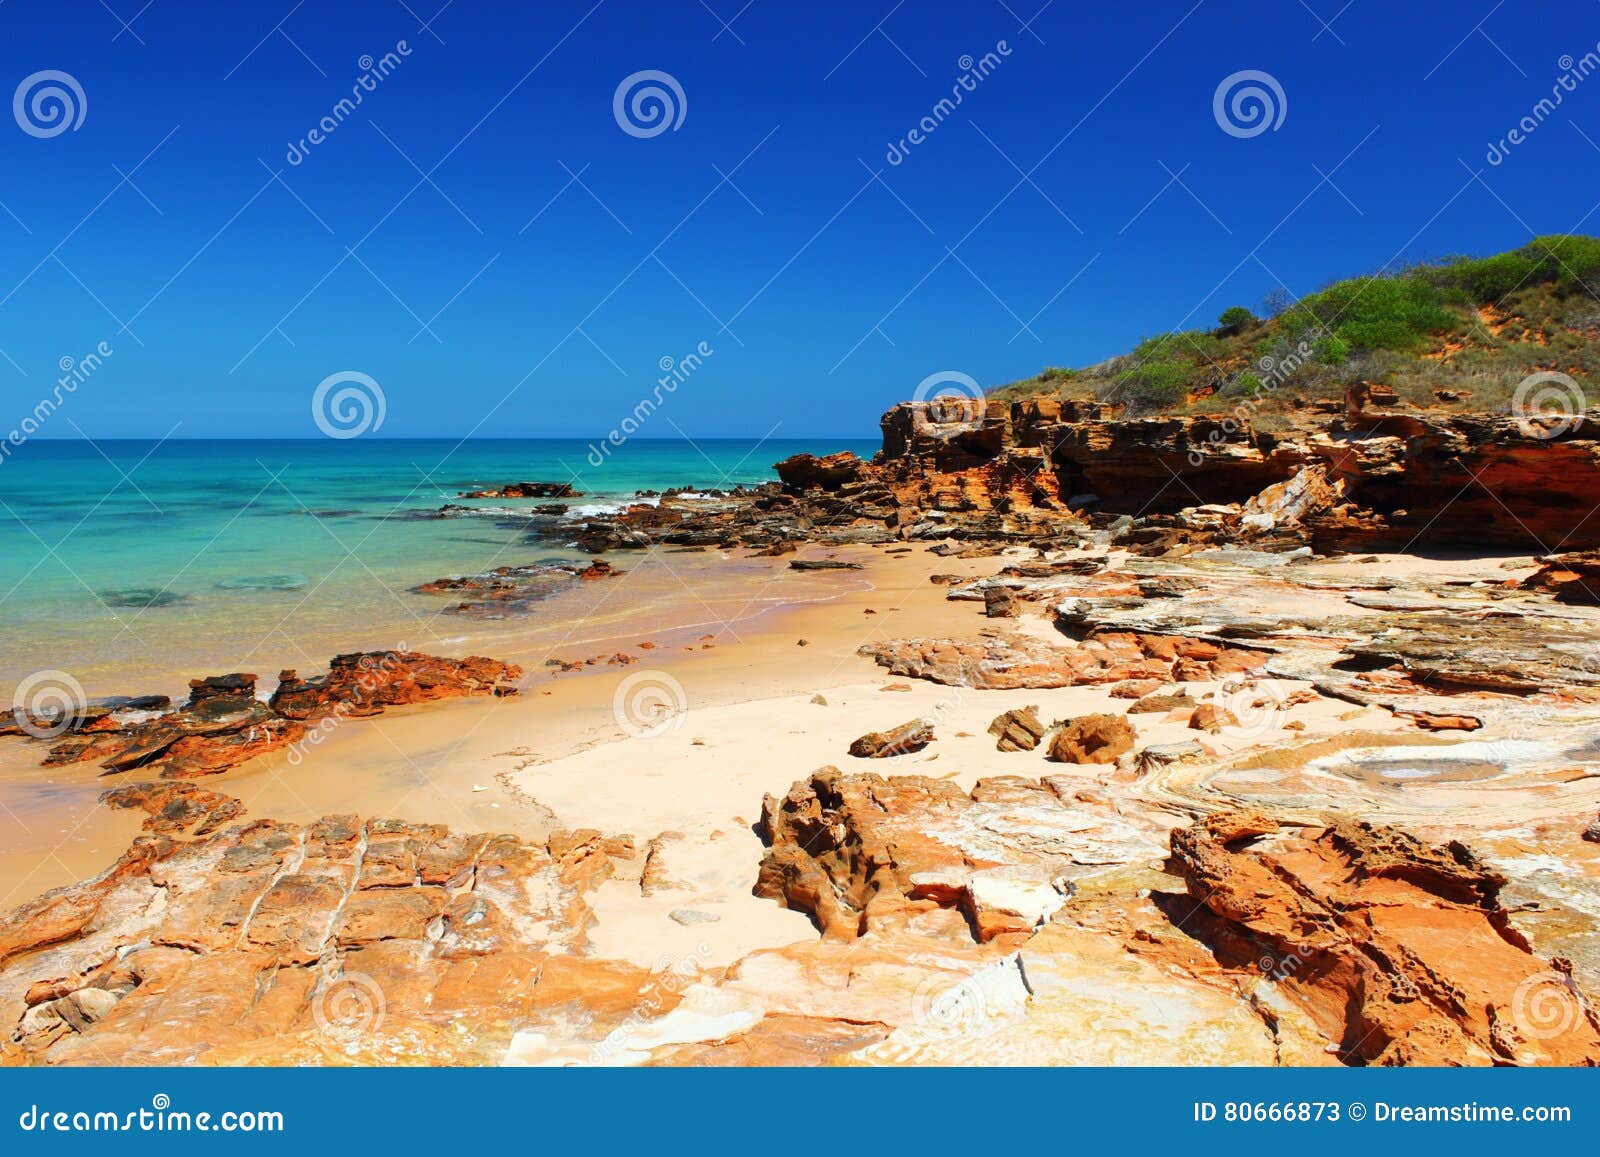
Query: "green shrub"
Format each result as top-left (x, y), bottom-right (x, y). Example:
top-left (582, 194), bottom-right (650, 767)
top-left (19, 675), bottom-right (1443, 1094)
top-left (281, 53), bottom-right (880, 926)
top-left (1313, 334), bottom-right (1352, 364)
top-left (1036, 366), bottom-right (1074, 382)
top-left (1216, 305), bottom-right (1255, 336)
top-left (1285, 276), bottom-right (1454, 351)
top-left (1223, 371), bottom-right (1265, 398)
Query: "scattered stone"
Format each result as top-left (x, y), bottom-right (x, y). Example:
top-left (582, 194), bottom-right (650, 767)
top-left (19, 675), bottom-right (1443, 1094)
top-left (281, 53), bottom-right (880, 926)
top-left (988, 706), bottom-right (1047, 752)
top-left (983, 587), bottom-right (1016, 618)
top-left (668, 909), bottom-right (721, 926)
top-left (848, 719), bottom-right (934, 758)
top-left (1127, 691), bottom-right (1195, 715)
top-left (1046, 714), bottom-right (1134, 764)
top-left (1188, 704), bottom-right (1239, 733)
top-left (790, 559), bottom-right (864, 571)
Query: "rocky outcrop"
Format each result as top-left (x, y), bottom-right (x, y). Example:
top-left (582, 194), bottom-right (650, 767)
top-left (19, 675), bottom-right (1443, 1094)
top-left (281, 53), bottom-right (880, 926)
top-left (1167, 813), bottom-right (1600, 1065)
top-left (0, 804), bottom-right (646, 1065)
top-left (414, 562), bottom-right (619, 617)
top-left (1523, 551), bottom-right (1600, 605)
top-left (457, 481), bottom-right (580, 498)
top-left (17, 652), bottom-right (522, 779)
top-left (542, 397), bottom-right (1600, 556)
top-left (860, 633), bottom-right (1266, 690)
top-left (1045, 714), bottom-right (1134, 764)
top-left (755, 768), bottom-right (1166, 943)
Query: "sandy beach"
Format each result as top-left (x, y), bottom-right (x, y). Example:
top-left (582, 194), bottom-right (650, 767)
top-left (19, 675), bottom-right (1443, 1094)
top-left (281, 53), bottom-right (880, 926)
top-left (4, 539), bottom-right (1423, 969)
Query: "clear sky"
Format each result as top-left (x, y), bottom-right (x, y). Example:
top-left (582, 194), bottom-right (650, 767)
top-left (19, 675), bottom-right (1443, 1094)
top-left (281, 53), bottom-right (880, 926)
top-left (1, 0), bottom-right (1598, 438)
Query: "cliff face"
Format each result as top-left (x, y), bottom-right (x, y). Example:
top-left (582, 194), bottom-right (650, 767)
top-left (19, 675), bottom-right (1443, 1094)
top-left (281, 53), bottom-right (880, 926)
top-left (862, 395), bottom-right (1600, 550)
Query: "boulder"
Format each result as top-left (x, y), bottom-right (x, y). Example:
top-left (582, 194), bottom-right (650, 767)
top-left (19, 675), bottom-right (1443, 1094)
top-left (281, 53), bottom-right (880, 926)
top-left (848, 720), bottom-right (934, 758)
top-left (987, 707), bottom-right (1047, 752)
top-left (1046, 714), bottom-right (1134, 764)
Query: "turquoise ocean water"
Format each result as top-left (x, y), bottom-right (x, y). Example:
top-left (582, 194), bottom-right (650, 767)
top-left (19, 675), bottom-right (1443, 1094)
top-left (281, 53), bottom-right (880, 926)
top-left (0, 438), bottom-right (876, 694)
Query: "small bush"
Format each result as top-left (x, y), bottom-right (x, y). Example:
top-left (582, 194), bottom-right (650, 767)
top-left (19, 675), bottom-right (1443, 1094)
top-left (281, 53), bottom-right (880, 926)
top-left (1216, 305), bottom-right (1255, 336)
top-left (1285, 276), bottom-right (1455, 352)
top-left (1313, 334), bottom-right (1352, 364)
top-left (1036, 366), bottom-right (1074, 382)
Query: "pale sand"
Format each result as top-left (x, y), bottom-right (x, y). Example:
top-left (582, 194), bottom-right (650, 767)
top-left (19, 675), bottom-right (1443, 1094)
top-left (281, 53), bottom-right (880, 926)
top-left (0, 541), bottom-right (1418, 964)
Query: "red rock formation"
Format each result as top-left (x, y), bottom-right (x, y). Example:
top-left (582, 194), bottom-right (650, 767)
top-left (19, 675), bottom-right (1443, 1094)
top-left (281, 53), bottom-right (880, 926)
top-left (269, 651), bottom-right (520, 720)
top-left (1167, 814), bottom-right (1600, 1066)
top-left (29, 652), bottom-right (522, 779)
top-left (861, 633), bottom-right (1266, 690)
top-left (1045, 714), bottom-right (1134, 764)
top-left (0, 805), bottom-right (650, 1065)
top-left (1522, 551), bottom-right (1600, 605)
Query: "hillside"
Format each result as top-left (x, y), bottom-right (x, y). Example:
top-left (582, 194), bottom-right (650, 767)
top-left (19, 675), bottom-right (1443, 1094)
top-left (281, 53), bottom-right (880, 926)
top-left (992, 235), bottom-right (1600, 429)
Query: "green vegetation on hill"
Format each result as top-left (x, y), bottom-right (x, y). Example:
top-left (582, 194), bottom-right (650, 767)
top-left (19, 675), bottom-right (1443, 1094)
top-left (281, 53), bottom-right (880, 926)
top-left (993, 235), bottom-right (1600, 426)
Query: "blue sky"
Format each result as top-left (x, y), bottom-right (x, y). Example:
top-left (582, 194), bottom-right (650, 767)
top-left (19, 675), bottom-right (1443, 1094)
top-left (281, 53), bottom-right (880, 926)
top-left (1, 0), bottom-right (1598, 438)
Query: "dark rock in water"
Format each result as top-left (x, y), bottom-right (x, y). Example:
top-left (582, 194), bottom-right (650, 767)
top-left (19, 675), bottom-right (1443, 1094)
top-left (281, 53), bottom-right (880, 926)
top-left (412, 560), bottom-right (621, 618)
top-left (458, 481), bottom-right (581, 499)
top-left (98, 695), bottom-right (172, 712)
top-left (393, 504), bottom-right (479, 521)
top-left (216, 573), bottom-right (308, 592)
top-left (535, 504), bottom-right (569, 515)
top-left (101, 587), bottom-right (185, 608)
top-left (187, 673), bottom-right (257, 704)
